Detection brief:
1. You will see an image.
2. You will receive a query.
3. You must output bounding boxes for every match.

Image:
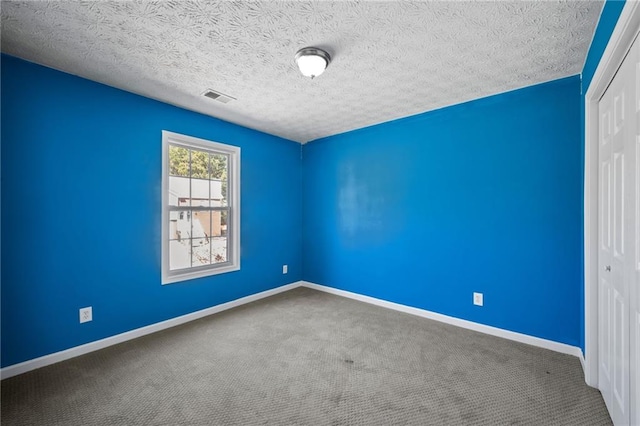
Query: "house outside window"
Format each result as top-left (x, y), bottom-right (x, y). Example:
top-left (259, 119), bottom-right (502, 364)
top-left (161, 131), bottom-right (240, 284)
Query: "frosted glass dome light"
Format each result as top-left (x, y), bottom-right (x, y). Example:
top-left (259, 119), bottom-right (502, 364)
top-left (295, 47), bottom-right (331, 79)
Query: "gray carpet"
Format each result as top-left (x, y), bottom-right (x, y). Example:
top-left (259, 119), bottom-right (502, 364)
top-left (1, 287), bottom-right (611, 425)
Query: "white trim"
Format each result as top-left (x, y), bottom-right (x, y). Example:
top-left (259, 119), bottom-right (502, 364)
top-left (301, 281), bottom-right (582, 358)
top-left (584, 1), bottom-right (640, 388)
top-left (0, 281), bottom-right (303, 380)
top-left (579, 350), bottom-right (587, 376)
top-left (161, 130), bottom-right (241, 285)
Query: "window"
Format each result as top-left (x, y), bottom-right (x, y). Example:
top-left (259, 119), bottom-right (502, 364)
top-left (162, 131), bottom-right (240, 284)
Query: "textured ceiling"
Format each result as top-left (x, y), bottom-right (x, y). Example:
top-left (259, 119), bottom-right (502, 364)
top-left (1, 1), bottom-right (603, 143)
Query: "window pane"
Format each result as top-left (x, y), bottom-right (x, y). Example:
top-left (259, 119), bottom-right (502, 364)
top-left (210, 154), bottom-right (228, 206)
top-left (221, 209), bottom-right (228, 236)
top-left (192, 238), bottom-right (211, 267)
top-left (168, 176), bottom-right (190, 206)
top-left (190, 150), bottom-right (209, 179)
top-left (208, 210), bottom-right (221, 237)
top-left (192, 210), bottom-right (211, 239)
top-left (209, 154), bottom-right (227, 180)
top-left (191, 178), bottom-right (209, 207)
top-left (210, 180), bottom-right (226, 207)
top-left (211, 236), bottom-right (227, 264)
top-left (211, 210), bottom-right (228, 264)
top-left (169, 211), bottom-right (182, 241)
top-left (169, 209), bottom-right (197, 240)
top-left (169, 239), bottom-right (191, 270)
top-left (169, 146), bottom-right (189, 177)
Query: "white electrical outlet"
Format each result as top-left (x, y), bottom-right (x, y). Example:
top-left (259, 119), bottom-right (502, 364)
top-left (79, 307), bottom-right (92, 323)
top-left (282, 265), bottom-right (288, 274)
top-left (473, 292), bottom-right (483, 307)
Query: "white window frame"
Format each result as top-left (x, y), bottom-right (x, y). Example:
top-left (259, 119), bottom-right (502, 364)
top-left (161, 130), bottom-right (240, 284)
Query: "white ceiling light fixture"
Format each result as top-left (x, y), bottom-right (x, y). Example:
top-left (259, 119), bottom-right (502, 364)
top-left (295, 47), bottom-right (331, 79)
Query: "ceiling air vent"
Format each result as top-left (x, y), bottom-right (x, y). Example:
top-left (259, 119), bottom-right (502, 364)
top-left (202, 89), bottom-right (236, 104)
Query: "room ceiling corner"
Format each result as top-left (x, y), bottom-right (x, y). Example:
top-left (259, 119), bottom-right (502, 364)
top-left (1, 1), bottom-right (604, 143)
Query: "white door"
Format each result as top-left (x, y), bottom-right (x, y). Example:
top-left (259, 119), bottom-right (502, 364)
top-left (598, 35), bottom-right (639, 426)
top-left (630, 33), bottom-right (640, 426)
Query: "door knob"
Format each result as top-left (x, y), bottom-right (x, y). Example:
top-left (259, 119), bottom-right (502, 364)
top-left (605, 265), bottom-right (611, 272)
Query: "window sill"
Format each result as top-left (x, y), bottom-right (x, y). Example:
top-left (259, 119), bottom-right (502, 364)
top-left (162, 264), bottom-right (240, 285)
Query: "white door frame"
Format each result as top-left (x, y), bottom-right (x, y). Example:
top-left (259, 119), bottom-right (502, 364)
top-left (584, 0), bottom-right (640, 387)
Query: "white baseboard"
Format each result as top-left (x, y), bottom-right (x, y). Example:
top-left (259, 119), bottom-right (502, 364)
top-left (1, 281), bottom-right (303, 380)
top-left (301, 281), bottom-right (583, 358)
top-left (3, 279), bottom-right (583, 380)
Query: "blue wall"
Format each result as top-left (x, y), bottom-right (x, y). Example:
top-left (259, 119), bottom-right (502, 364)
top-left (302, 76), bottom-right (582, 346)
top-left (1, 55), bottom-right (302, 367)
top-left (1, 2), bottom-right (628, 368)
